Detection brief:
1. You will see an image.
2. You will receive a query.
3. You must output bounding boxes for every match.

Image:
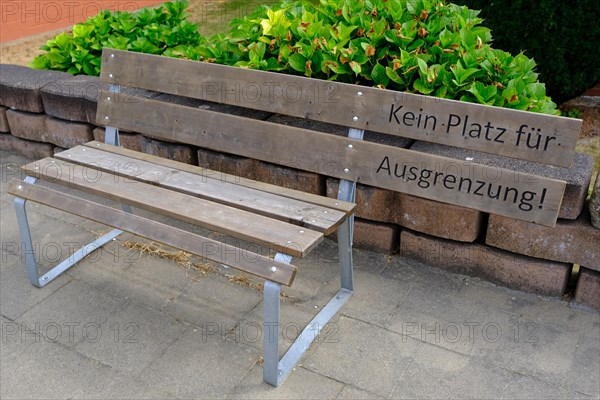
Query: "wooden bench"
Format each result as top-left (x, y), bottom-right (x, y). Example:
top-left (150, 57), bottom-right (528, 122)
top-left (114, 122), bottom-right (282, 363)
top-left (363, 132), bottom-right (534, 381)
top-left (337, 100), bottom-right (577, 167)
top-left (8, 48), bottom-right (581, 386)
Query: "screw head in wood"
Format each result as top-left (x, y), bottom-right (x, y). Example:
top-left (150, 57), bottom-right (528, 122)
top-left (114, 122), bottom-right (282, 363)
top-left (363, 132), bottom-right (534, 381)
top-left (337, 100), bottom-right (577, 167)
top-left (271, 266), bottom-right (277, 272)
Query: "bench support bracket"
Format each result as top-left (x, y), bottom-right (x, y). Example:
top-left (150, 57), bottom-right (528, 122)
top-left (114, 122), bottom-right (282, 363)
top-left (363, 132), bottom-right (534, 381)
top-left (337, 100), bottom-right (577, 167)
top-left (13, 176), bottom-right (126, 288)
top-left (263, 218), bottom-right (354, 386)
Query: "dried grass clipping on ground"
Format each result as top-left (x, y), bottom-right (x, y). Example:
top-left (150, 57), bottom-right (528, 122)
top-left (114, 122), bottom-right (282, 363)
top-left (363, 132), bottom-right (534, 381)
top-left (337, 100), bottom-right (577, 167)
top-left (123, 240), bottom-right (214, 281)
top-left (122, 240), bottom-right (291, 297)
top-left (226, 273), bottom-right (292, 300)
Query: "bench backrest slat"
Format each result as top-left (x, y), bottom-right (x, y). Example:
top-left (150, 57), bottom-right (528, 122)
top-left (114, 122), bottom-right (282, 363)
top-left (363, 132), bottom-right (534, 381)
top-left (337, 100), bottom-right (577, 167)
top-left (97, 90), bottom-right (566, 226)
top-left (99, 49), bottom-right (580, 167)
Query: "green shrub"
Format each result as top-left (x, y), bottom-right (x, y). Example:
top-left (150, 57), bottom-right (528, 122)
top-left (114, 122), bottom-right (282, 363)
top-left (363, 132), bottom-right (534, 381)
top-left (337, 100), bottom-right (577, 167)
top-left (31, 0), bottom-right (560, 114)
top-left (454, 0), bottom-right (600, 103)
top-left (30, 1), bottom-right (200, 76)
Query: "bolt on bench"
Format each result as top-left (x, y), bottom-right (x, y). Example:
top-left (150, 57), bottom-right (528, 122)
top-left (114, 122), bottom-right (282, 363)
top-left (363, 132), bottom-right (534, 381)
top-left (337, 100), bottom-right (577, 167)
top-left (8, 48), bottom-right (581, 386)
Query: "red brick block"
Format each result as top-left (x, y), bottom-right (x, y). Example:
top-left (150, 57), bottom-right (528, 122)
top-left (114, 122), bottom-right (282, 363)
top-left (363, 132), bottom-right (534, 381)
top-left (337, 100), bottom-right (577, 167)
top-left (397, 194), bottom-right (484, 242)
top-left (93, 127), bottom-right (142, 152)
top-left (254, 160), bottom-right (324, 195)
top-left (326, 179), bottom-right (483, 241)
top-left (353, 219), bottom-right (400, 253)
top-left (0, 106), bottom-right (9, 132)
top-left (45, 117), bottom-right (93, 148)
top-left (486, 213), bottom-right (600, 271)
top-left (197, 147), bottom-right (256, 181)
top-left (0, 65), bottom-right (71, 113)
top-left (141, 136), bottom-right (198, 165)
top-left (326, 178), bottom-right (398, 222)
top-left (400, 230), bottom-right (571, 296)
top-left (329, 218), bottom-right (400, 253)
top-left (0, 134), bottom-right (54, 159)
top-left (6, 110), bottom-right (46, 142)
top-left (574, 267), bottom-right (600, 311)
top-left (7, 111), bottom-right (93, 148)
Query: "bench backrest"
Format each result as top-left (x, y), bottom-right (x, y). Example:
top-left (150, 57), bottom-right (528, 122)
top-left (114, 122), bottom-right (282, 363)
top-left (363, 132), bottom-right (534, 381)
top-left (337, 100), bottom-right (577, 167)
top-left (97, 49), bottom-right (581, 227)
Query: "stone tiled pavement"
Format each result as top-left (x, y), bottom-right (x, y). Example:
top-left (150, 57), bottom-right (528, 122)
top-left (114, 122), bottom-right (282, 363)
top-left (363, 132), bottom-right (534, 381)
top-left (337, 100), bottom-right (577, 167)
top-left (1, 149), bottom-right (599, 399)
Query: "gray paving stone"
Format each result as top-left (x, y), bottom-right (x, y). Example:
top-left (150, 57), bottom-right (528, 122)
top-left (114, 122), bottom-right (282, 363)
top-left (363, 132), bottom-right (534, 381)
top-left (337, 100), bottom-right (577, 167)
top-left (74, 374), bottom-right (179, 400)
top-left (239, 297), bottom-right (329, 356)
top-left (391, 344), bottom-right (511, 399)
top-left (69, 244), bottom-right (194, 312)
top-left (229, 365), bottom-right (344, 399)
top-left (16, 280), bottom-right (127, 347)
top-left (336, 385), bottom-right (383, 399)
top-left (500, 373), bottom-right (589, 400)
top-left (340, 267), bottom-right (411, 327)
top-left (74, 302), bottom-right (190, 376)
top-left (0, 251), bottom-right (70, 320)
top-left (304, 315), bottom-right (421, 397)
top-left (0, 315), bottom-right (25, 360)
top-left (410, 141), bottom-right (595, 219)
top-left (0, 337), bottom-right (119, 400)
top-left (569, 330), bottom-right (600, 397)
top-left (0, 64), bottom-right (71, 112)
top-left (137, 328), bottom-right (259, 398)
top-left (384, 265), bottom-right (477, 355)
top-left (164, 273), bottom-right (262, 328)
top-left (467, 305), bottom-right (583, 389)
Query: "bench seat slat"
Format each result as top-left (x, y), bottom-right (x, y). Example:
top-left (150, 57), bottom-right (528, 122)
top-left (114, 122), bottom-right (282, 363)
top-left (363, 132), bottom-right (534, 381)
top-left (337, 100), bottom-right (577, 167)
top-left (55, 144), bottom-right (347, 234)
top-left (81, 141), bottom-right (355, 215)
top-left (22, 159), bottom-right (324, 258)
top-left (7, 179), bottom-right (297, 286)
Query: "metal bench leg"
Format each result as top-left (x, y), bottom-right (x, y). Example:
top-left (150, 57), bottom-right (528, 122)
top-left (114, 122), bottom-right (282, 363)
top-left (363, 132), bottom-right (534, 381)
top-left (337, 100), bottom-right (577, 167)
top-left (13, 176), bottom-right (126, 288)
top-left (263, 219), bottom-right (354, 386)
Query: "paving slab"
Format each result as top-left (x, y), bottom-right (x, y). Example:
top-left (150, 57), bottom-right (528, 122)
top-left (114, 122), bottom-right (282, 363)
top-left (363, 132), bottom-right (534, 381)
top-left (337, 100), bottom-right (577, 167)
top-left (391, 344), bottom-right (512, 399)
top-left (74, 302), bottom-right (190, 376)
top-left (15, 280), bottom-right (128, 347)
top-left (228, 365), bottom-right (344, 399)
top-left (0, 337), bottom-right (121, 400)
top-left (303, 315), bottom-right (422, 398)
top-left (137, 328), bottom-right (259, 399)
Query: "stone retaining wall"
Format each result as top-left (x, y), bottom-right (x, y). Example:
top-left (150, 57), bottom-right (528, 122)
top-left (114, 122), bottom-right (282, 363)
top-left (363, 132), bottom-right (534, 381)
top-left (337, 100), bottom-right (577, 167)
top-left (1, 64), bottom-right (599, 311)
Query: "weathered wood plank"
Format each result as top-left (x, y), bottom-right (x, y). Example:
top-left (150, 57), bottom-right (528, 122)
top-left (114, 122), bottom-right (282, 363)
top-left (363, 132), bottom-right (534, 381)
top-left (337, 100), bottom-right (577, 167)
top-left (7, 179), bottom-right (297, 286)
top-left (55, 144), bottom-right (347, 234)
top-left (99, 48), bottom-right (580, 167)
top-left (80, 141), bottom-right (355, 214)
top-left (21, 159), bottom-right (324, 257)
top-left (97, 94), bottom-right (566, 226)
